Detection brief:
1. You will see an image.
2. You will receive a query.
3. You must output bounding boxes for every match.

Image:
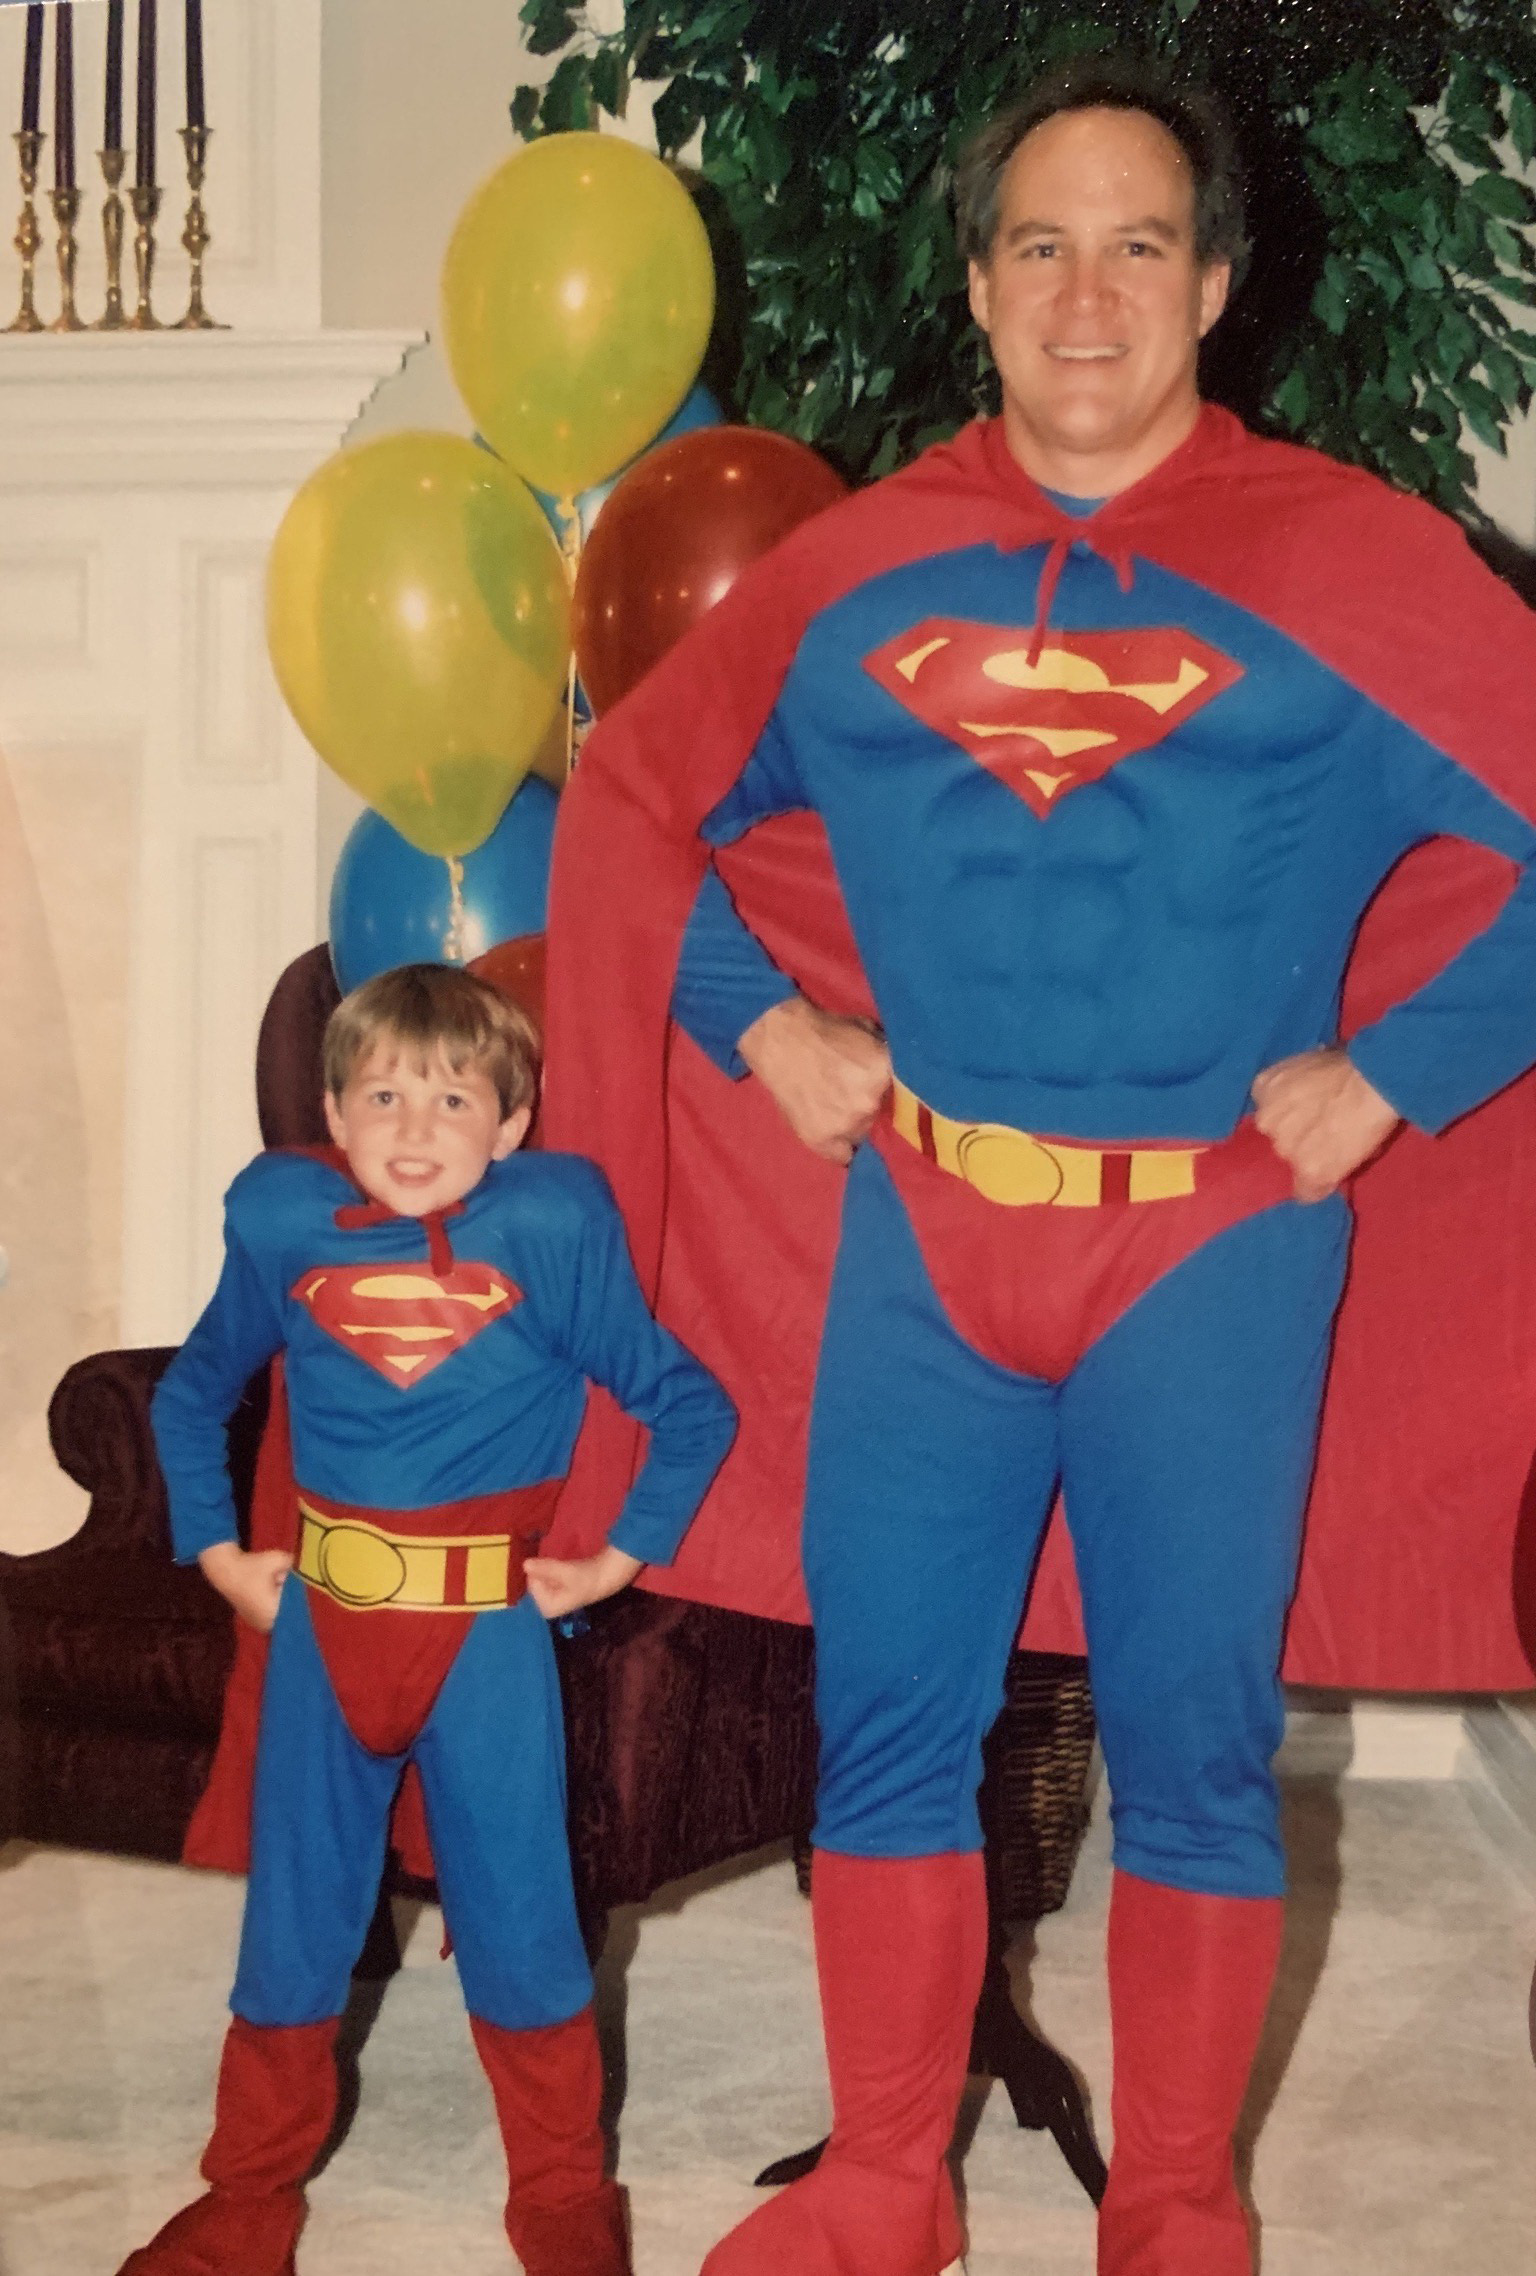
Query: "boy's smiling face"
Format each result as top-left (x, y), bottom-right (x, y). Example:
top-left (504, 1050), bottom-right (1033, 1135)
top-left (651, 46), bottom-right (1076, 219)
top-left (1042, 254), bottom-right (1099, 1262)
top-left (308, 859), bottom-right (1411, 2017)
top-left (324, 1039), bottom-right (530, 1218)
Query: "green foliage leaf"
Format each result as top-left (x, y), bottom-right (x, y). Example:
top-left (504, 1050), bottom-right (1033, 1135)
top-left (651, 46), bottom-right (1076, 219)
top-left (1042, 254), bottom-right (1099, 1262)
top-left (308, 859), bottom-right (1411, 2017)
top-left (510, 83), bottom-right (543, 140)
top-left (1468, 172), bottom-right (1536, 222)
top-left (519, 0), bottom-right (582, 59)
top-left (541, 52), bottom-right (595, 132)
top-left (1484, 216), bottom-right (1526, 271)
top-left (1483, 341), bottom-right (1525, 409)
top-left (1510, 86), bottom-right (1536, 169)
top-left (1270, 365), bottom-right (1309, 429)
top-left (651, 76), bottom-right (702, 157)
top-left (589, 43), bottom-right (627, 117)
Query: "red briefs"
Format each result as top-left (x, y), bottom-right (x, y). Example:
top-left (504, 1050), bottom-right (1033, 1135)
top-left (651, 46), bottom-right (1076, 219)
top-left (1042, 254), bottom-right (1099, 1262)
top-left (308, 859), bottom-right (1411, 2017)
top-left (870, 1115), bottom-right (1298, 1385)
top-left (297, 1480), bottom-right (563, 1757)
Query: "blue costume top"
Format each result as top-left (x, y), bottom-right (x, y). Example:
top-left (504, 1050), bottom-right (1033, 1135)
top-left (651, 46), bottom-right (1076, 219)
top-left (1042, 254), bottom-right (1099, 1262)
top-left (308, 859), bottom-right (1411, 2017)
top-left (673, 520), bottom-right (1536, 1143)
top-left (153, 1147), bottom-right (737, 1565)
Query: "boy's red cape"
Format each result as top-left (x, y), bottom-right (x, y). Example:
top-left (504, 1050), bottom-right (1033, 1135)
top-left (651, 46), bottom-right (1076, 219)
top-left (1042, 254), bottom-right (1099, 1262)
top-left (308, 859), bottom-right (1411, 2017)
top-left (188, 410), bottom-right (1536, 1879)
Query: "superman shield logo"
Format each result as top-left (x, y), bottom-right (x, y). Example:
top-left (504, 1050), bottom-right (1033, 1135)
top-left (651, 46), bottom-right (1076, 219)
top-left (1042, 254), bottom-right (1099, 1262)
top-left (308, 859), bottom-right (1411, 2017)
top-left (863, 618), bottom-right (1244, 819)
top-left (292, 1262), bottom-right (522, 1387)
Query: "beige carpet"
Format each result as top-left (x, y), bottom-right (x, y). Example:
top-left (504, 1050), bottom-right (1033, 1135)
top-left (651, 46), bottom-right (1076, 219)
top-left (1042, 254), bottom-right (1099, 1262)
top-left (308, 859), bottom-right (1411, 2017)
top-left (1, 1772), bottom-right (1532, 2275)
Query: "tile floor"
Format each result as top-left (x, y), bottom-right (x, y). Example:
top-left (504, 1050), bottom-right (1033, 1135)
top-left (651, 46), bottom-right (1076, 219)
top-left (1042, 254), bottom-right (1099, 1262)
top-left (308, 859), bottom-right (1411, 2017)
top-left (1, 1771), bottom-right (1532, 2274)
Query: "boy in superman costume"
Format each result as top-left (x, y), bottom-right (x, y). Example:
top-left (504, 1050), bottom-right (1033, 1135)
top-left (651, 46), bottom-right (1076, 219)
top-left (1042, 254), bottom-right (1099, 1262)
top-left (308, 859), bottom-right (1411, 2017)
top-left (123, 965), bottom-right (735, 2276)
top-left (539, 60), bottom-right (1536, 2276)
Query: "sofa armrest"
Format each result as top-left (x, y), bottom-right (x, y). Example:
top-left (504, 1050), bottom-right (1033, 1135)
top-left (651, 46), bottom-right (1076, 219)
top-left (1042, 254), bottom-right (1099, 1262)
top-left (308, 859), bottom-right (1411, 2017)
top-left (40, 1346), bottom-right (271, 1563)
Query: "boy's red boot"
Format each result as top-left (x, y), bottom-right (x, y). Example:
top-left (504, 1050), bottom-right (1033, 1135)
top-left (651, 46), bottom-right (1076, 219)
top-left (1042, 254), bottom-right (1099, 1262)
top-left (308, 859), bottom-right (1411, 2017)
top-left (116, 2016), bottom-right (340, 2276)
top-left (1098, 1870), bottom-right (1284, 2276)
top-left (470, 2009), bottom-right (630, 2276)
top-left (701, 1849), bottom-right (986, 2276)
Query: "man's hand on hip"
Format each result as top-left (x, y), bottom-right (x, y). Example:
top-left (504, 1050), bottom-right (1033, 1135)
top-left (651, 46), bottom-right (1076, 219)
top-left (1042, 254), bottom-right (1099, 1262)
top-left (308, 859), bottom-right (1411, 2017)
top-left (738, 993), bottom-right (893, 1166)
top-left (1251, 1046), bottom-right (1401, 1202)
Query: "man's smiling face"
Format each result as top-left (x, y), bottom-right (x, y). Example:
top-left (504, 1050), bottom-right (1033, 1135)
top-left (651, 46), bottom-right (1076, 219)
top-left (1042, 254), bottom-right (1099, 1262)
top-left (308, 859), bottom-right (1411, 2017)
top-left (967, 103), bottom-right (1231, 497)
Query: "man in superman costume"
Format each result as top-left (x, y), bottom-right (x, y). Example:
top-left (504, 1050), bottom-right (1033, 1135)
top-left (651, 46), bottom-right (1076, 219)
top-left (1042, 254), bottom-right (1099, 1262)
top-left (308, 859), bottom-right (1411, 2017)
top-left (126, 965), bottom-right (734, 2276)
top-left (539, 58), bottom-right (1536, 2276)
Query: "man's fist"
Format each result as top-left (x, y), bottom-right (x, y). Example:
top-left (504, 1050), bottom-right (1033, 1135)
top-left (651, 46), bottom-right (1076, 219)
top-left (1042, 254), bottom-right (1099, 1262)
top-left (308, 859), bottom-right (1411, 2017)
top-left (1251, 1045), bottom-right (1401, 1203)
top-left (737, 993), bottom-right (892, 1166)
top-left (198, 1542), bottom-right (293, 1634)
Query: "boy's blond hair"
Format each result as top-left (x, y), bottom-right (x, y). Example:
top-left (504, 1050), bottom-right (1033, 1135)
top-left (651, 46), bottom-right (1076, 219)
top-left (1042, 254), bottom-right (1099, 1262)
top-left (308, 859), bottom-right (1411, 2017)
top-left (323, 964), bottom-right (541, 1119)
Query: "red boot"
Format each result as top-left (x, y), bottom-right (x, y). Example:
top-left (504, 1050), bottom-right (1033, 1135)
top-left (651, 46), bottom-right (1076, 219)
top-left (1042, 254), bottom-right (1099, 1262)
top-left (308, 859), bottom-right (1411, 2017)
top-left (470, 2009), bottom-right (630, 2276)
top-left (1098, 1870), bottom-right (1284, 2276)
top-left (701, 1849), bottom-right (986, 2276)
top-left (116, 2017), bottom-right (339, 2275)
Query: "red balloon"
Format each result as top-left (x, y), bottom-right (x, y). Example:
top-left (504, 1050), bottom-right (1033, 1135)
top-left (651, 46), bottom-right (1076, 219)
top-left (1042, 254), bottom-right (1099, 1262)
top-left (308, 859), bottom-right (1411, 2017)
top-left (469, 929), bottom-right (548, 1146)
top-left (469, 930), bottom-right (546, 1035)
top-left (572, 426), bottom-right (847, 713)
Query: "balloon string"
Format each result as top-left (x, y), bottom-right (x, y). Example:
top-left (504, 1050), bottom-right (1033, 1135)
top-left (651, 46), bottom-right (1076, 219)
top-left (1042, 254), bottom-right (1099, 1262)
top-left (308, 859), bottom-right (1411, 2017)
top-left (444, 855), bottom-right (467, 963)
top-left (558, 497), bottom-right (582, 781)
top-left (564, 647), bottom-right (579, 781)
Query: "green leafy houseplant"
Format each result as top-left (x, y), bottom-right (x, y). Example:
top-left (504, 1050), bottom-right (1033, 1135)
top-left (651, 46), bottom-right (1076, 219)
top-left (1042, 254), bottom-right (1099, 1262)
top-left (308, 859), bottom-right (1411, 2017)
top-left (513, 0), bottom-right (1536, 525)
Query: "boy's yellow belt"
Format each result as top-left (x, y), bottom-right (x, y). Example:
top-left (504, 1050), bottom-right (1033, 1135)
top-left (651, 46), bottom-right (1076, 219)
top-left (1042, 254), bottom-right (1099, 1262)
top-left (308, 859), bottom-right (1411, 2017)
top-left (297, 1500), bottom-right (526, 1611)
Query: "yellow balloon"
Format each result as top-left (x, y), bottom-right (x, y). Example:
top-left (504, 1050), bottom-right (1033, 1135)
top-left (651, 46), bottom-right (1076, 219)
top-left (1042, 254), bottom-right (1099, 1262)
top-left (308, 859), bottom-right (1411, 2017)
top-left (267, 433), bottom-right (571, 859)
top-left (441, 132), bottom-right (715, 500)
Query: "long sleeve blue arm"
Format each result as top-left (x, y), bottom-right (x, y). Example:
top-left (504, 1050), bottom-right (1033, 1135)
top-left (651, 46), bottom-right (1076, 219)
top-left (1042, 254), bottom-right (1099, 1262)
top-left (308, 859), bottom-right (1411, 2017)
top-left (1348, 731), bottom-right (1536, 1133)
top-left (150, 1227), bottom-right (286, 1563)
top-left (554, 1176), bottom-right (737, 1564)
top-left (671, 864), bottom-right (797, 1076)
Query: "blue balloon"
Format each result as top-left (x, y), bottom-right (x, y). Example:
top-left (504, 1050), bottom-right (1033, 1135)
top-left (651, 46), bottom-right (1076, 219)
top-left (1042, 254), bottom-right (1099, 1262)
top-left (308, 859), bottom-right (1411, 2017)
top-left (329, 778), bottom-right (558, 995)
top-left (534, 383), bottom-right (723, 549)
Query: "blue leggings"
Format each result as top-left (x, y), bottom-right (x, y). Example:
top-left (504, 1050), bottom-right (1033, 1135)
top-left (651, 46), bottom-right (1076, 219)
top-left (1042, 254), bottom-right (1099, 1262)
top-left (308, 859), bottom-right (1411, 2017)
top-left (805, 1147), bottom-right (1350, 1898)
top-left (232, 1582), bottom-right (593, 2030)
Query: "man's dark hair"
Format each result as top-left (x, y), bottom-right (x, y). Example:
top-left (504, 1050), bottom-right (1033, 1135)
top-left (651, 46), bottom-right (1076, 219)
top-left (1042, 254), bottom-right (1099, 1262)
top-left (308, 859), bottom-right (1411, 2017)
top-left (954, 54), bottom-right (1249, 282)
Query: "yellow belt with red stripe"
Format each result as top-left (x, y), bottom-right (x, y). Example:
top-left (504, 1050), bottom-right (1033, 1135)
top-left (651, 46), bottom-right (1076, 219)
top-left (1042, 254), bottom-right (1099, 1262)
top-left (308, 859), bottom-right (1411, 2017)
top-left (297, 1499), bottom-right (524, 1612)
top-left (889, 1077), bottom-right (1205, 1208)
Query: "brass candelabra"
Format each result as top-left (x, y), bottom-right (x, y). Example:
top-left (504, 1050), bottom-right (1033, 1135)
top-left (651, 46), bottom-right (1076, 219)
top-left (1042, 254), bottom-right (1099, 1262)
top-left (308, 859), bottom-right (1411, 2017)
top-left (48, 185), bottom-right (85, 331)
top-left (96, 147), bottom-right (128, 329)
top-left (173, 124), bottom-right (222, 329)
top-left (128, 181), bottom-right (162, 329)
top-left (6, 129), bottom-right (45, 333)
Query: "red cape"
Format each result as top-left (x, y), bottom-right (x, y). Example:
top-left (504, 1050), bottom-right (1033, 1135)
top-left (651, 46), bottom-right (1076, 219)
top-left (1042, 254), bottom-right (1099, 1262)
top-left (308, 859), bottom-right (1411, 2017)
top-left (541, 407), bottom-right (1536, 1695)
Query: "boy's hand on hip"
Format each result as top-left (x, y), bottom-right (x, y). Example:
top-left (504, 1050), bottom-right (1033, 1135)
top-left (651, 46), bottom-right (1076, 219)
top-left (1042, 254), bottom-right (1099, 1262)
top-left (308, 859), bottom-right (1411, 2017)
top-left (198, 1542), bottom-right (293, 1634)
top-left (524, 1545), bottom-right (642, 1620)
top-left (1252, 1046), bottom-right (1401, 1203)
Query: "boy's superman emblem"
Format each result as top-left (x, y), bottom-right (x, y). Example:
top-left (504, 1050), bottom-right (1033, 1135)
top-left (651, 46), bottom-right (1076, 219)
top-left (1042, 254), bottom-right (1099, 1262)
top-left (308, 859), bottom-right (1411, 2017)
top-left (863, 619), bottom-right (1244, 818)
top-left (291, 1263), bottom-right (521, 1387)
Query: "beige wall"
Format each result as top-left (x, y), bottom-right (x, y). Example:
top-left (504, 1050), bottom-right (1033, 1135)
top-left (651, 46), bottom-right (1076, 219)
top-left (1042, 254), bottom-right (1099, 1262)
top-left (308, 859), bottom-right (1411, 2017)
top-left (320, 0), bottom-right (551, 333)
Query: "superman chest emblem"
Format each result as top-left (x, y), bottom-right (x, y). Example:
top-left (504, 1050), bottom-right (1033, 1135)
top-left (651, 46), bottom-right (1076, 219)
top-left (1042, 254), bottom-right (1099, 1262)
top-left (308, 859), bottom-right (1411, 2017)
top-left (863, 618), bottom-right (1245, 819)
top-left (291, 1262), bottom-right (521, 1387)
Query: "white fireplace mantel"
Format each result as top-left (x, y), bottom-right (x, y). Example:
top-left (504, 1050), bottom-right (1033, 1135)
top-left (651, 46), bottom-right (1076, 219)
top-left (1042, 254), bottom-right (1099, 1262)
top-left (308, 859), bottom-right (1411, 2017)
top-left (0, 331), bottom-right (421, 489)
top-left (0, 328), bottom-right (420, 1354)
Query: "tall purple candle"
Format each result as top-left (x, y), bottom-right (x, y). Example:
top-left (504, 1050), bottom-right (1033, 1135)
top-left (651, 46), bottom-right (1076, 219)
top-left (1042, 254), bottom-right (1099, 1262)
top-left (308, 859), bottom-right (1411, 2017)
top-left (21, 2), bottom-right (44, 136)
top-left (184, 0), bottom-right (204, 131)
top-left (54, 3), bottom-right (75, 191)
top-left (105, 0), bottom-right (125, 154)
top-left (135, 0), bottom-right (157, 187)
